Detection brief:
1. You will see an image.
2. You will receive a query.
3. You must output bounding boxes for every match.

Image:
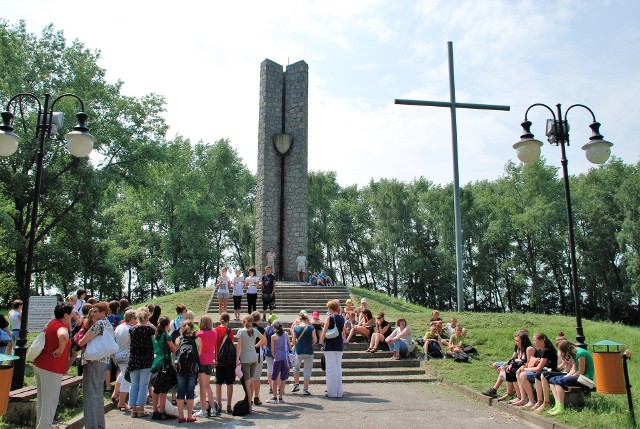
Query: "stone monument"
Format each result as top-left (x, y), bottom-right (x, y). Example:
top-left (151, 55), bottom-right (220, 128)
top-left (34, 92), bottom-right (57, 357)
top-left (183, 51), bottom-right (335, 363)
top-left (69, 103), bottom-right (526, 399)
top-left (255, 59), bottom-right (308, 280)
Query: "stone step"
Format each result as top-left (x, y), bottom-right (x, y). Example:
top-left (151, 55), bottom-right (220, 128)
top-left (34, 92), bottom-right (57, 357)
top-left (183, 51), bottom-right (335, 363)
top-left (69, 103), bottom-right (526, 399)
top-left (259, 366), bottom-right (426, 378)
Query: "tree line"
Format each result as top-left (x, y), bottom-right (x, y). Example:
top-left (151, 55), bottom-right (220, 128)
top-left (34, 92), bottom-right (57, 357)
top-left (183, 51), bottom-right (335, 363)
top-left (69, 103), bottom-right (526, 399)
top-left (1, 21), bottom-right (638, 324)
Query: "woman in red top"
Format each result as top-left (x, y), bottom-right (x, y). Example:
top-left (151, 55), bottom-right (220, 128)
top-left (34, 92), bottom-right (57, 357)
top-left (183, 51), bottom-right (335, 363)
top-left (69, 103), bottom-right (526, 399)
top-left (34, 303), bottom-right (73, 429)
top-left (195, 315), bottom-right (218, 417)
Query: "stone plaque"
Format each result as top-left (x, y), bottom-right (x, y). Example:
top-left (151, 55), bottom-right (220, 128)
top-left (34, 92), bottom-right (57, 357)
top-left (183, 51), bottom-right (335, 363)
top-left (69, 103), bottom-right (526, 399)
top-left (27, 296), bottom-right (59, 331)
top-left (273, 133), bottom-right (292, 154)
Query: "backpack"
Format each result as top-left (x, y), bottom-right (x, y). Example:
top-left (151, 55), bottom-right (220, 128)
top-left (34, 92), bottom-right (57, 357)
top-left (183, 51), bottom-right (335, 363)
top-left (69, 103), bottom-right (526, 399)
top-left (427, 341), bottom-right (443, 359)
top-left (217, 328), bottom-right (236, 366)
top-left (170, 316), bottom-right (182, 342)
top-left (232, 398), bottom-right (250, 416)
top-left (452, 351), bottom-right (470, 363)
top-left (176, 336), bottom-right (199, 374)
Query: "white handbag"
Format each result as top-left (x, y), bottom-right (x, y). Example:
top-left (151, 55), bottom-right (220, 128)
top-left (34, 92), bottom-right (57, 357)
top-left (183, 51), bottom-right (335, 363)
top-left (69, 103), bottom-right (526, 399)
top-left (26, 331), bottom-right (46, 362)
top-left (325, 316), bottom-right (339, 339)
top-left (84, 323), bottom-right (118, 361)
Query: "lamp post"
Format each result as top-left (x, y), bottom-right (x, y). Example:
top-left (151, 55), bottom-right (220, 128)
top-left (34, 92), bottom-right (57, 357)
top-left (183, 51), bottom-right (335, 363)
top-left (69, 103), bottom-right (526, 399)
top-left (513, 103), bottom-right (613, 349)
top-left (0, 92), bottom-right (96, 389)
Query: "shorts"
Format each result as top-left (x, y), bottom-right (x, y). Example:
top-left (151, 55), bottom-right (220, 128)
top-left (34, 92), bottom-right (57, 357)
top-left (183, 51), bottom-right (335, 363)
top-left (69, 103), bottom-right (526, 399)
top-left (525, 370), bottom-right (536, 383)
top-left (271, 359), bottom-right (290, 381)
top-left (241, 362), bottom-right (259, 380)
top-left (264, 356), bottom-right (274, 379)
top-left (252, 360), bottom-right (263, 381)
top-left (215, 365), bottom-right (235, 385)
top-left (217, 290), bottom-right (229, 299)
top-left (198, 364), bottom-right (214, 375)
top-left (549, 375), bottom-right (580, 388)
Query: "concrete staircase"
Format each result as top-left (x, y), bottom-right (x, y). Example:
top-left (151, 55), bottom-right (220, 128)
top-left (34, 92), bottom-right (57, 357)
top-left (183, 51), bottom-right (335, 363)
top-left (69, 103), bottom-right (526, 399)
top-left (206, 282), bottom-right (431, 384)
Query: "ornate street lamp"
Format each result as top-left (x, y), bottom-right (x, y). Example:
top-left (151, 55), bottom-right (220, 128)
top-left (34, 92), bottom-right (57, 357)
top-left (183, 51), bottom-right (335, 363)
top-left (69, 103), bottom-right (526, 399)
top-left (0, 92), bottom-right (96, 389)
top-left (513, 103), bottom-right (613, 349)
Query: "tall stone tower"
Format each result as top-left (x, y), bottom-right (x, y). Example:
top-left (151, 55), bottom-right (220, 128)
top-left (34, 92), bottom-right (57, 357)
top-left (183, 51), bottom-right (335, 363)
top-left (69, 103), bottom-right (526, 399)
top-left (255, 59), bottom-right (308, 280)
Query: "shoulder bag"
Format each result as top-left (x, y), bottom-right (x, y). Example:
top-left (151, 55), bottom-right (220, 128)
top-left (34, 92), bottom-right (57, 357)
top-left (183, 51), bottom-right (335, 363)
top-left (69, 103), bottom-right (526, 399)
top-left (152, 339), bottom-right (177, 392)
top-left (84, 321), bottom-right (119, 361)
top-left (26, 331), bottom-right (46, 362)
top-left (325, 316), bottom-right (339, 339)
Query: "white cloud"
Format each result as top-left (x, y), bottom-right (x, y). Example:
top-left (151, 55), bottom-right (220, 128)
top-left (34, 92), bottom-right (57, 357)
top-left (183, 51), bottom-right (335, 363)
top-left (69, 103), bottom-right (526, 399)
top-left (2, 0), bottom-right (638, 187)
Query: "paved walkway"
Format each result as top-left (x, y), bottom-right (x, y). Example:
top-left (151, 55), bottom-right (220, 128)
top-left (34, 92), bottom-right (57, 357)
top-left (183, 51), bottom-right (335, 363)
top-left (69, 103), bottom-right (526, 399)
top-left (101, 382), bottom-right (539, 428)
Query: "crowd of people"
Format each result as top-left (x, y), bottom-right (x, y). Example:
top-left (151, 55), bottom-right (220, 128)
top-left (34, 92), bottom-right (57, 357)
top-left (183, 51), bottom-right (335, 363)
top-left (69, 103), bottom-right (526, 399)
top-left (481, 329), bottom-right (595, 416)
top-left (30, 278), bottom-right (410, 428)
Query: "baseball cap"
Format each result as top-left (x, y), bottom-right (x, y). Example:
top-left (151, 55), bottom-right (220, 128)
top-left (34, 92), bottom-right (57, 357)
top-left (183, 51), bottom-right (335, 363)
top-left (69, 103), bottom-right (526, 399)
top-left (299, 309), bottom-right (308, 315)
top-left (312, 311), bottom-right (320, 318)
top-left (272, 319), bottom-right (282, 328)
top-left (361, 298), bottom-right (367, 303)
top-left (268, 313), bottom-right (279, 324)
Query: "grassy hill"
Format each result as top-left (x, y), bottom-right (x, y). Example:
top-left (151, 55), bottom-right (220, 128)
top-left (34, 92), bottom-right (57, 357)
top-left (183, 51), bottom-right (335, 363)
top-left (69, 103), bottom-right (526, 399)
top-left (349, 287), bottom-right (638, 429)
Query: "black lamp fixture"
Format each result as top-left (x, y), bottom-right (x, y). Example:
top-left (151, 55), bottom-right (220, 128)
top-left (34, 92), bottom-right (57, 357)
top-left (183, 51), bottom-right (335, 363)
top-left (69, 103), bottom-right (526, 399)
top-left (513, 103), bottom-right (613, 349)
top-left (0, 92), bottom-right (95, 390)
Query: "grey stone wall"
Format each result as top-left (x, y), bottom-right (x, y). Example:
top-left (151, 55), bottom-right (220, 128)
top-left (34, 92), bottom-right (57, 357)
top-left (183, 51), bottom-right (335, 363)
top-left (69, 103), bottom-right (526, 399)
top-left (255, 59), bottom-right (308, 280)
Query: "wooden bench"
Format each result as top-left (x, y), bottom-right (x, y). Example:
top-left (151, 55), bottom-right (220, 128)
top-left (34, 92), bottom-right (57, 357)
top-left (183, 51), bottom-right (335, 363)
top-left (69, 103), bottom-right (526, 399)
top-left (564, 385), bottom-right (595, 408)
top-left (4, 375), bottom-right (82, 426)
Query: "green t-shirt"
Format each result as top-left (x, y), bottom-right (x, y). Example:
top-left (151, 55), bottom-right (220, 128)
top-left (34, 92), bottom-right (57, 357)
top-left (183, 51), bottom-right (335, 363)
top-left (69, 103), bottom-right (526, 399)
top-left (151, 331), bottom-right (171, 372)
top-left (574, 347), bottom-right (595, 380)
top-left (425, 332), bottom-right (440, 341)
top-left (449, 333), bottom-right (464, 347)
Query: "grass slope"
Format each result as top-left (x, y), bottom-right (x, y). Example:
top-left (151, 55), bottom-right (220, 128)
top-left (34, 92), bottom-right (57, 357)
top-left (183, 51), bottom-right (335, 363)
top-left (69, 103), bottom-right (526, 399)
top-left (350, 287), bottom-right (638, 429)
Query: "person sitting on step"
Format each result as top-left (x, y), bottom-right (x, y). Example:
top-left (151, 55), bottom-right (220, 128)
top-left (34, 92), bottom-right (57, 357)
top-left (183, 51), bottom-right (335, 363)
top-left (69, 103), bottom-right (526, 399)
top-left (345, 309), bottom-right (374, 343)
top-left (367, 312), bottom-right (391, 352)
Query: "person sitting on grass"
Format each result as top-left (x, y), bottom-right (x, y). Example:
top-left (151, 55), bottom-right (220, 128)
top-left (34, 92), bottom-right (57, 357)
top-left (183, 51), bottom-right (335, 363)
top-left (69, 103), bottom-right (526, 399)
top-left (514, 332), bottom-right (557, 408)
top-left (345, 309), bottom-right (374, 343)
top-left (423, 324), bottom-right (447, 359)
top-left (385, 318), bottom-right (413, 360)
top-left (367, 312), bottom-right (391, 353)
top-left (429, 310), bottom-right (445, 337)
top-left (546, 340), bottom-right (594, 416)
top-left (446, 325), bottom-right (470, 361)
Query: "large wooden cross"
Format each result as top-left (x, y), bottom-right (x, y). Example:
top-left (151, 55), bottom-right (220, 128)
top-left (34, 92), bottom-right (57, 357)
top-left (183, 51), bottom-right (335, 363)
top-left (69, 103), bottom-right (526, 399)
top-left (395, 41), bottom-right (510, 311)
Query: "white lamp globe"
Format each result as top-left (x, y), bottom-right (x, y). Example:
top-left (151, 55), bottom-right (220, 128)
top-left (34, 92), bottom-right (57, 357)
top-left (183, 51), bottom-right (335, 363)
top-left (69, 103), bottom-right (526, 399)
top-left (582, 140), bottom-right (613, 165)
top-left (65, 131), bottom-right (95, 158)
top-left (0, 132), bottom-right (19, 157)
top-left (513, 138), bottom-right (543, 164)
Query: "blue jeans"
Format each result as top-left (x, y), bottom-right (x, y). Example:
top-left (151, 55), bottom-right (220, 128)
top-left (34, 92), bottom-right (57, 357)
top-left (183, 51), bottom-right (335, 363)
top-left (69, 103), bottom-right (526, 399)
top-left (128, 368), bottom-right (152, 407)
top-left (177, 373), bottom-right (197, 400)
top-left (389, 340), bottom-right (409, 357)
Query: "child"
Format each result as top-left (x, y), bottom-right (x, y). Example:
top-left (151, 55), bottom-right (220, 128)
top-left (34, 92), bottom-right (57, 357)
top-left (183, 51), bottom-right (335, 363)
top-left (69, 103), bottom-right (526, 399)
top-left (429, 310), bottom-right (444, 337)
top-left (423, 325), bottom-right (445, 359)
top-left (232, 269), bottom-right (245, 321)
top-left (267, 320), bottom-right (289, 403)
top-left (344, 299), bottom-right (355, 314)
top-left (216, 267), bottom-right (231, 314)
top-left (343, 311), bottom-right (356, 341)
top-left (245, 268), bottom-right (260, 314)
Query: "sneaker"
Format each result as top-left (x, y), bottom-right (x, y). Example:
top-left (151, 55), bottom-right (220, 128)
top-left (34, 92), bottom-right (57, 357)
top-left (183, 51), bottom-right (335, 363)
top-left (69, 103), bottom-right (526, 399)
top-left (266, 397), bottom-right (278, 403)
top-left (292, 384), bottom-right (300, 392)
top-left (481, 387), bottom-right (497, 398)
top-left (278, 397), bottom-right (284, 403)
top-left (193, 410), bottom-right (207, 418)
top-left (303, 389), bottom-right (311, 395)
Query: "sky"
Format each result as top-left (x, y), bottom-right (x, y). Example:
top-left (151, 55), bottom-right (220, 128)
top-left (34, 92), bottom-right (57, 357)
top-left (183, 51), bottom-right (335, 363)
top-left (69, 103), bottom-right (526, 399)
top-left (2, 0), bottom-right (639, 187)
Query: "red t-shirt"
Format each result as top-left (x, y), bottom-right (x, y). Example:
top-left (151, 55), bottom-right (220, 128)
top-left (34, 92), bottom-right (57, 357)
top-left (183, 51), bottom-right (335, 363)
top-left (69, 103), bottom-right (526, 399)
top-left (34, 319), bottom-right (71, 375)
top-left (214, 325), bottom-right (234, 366)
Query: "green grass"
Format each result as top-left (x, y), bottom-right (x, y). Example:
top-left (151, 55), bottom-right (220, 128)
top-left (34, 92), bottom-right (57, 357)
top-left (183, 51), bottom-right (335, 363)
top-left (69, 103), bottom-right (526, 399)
top-left (349, 287), bottom-right (638, 429)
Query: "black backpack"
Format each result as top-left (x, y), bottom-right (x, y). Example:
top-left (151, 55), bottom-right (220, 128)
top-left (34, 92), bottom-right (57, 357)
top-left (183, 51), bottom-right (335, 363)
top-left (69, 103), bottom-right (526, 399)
top-left (427, 341), bottom-right (443, 359)
top-left (218, 328), bottom-right (236, 366)
top-left (176, 336), bottom-right (199, 374)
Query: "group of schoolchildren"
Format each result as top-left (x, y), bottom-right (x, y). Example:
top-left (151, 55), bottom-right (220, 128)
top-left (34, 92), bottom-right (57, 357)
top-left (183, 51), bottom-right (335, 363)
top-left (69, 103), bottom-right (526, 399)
top-left (0, 299), bottom-right (23, 354)
top-left (481, 329), bottom-right (595, 416)
top-left (210, 266), bottom-right (276, 323)
top-left (419, 310), bottom-right (474, 362)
